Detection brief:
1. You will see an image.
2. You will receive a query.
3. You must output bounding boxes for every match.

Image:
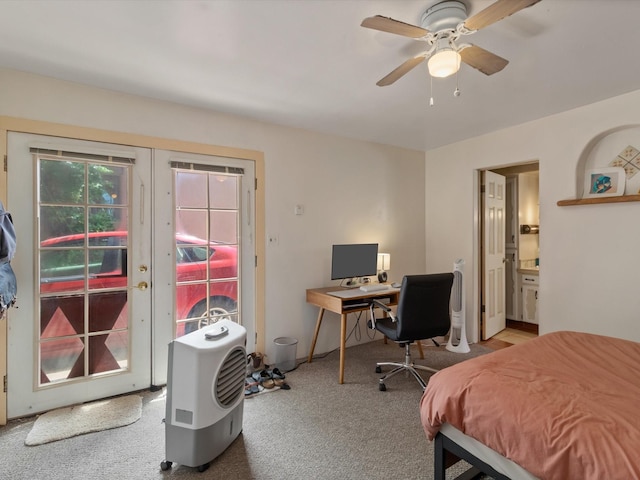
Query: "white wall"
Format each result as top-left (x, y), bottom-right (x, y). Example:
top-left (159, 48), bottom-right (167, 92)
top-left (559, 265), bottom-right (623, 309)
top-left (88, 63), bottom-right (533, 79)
top-left (425, 89), bottom-right (640, 342)
top-left (0, 68), bottom-right (426, 363)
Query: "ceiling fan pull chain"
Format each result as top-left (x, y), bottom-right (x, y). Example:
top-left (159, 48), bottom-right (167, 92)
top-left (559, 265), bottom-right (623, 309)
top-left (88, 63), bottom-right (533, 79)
top-left (454, 68), bottom-right (461, 97)
top-left (430, 75), bottom-right (435, 107)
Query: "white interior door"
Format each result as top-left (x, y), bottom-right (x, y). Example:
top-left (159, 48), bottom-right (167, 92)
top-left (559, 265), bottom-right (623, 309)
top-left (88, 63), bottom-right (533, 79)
top-left (6, 133), bottom-right (152, 418)
top-left (151, 150), bottom-right (256, 387)
top-left (482, 171), bottom-right (506, 339)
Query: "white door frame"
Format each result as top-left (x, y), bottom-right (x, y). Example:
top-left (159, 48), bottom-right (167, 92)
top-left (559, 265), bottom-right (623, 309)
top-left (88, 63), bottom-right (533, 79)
top-left (471, 170), bottom-right (481, 344)
top-left (474, 163), bottom-right (540, 342)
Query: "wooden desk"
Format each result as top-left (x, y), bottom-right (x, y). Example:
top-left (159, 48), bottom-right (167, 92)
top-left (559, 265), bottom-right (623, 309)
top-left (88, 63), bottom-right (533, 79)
top-left (306, 286), bottom-right (402, 384)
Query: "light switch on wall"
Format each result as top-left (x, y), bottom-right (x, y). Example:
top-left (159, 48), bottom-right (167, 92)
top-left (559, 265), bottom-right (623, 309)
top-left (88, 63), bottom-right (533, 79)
top-left (294, 204), bottom-right (304, 215)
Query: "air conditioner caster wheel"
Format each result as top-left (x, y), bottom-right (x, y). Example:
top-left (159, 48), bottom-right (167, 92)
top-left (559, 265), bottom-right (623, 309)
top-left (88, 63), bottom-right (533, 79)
top-left (197, 462), bottom-right (210, 473)
top-left (160, 461), bottom-right (172, 471)
top-left (375, 366), bottom-right (382, 373)
top-left (379, 383), bottom-right (386, 391)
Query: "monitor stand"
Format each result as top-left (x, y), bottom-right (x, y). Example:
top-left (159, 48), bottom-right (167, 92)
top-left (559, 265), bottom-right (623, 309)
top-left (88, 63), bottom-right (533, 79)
top-left (342, 277), bottom-right (370, 288)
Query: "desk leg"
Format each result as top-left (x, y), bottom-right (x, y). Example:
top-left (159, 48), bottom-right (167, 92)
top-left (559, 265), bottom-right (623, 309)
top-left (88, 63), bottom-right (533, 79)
top-left (308, 307), bottom-right (325, 363)
top-left (339, 313), bottom-right (347, 384)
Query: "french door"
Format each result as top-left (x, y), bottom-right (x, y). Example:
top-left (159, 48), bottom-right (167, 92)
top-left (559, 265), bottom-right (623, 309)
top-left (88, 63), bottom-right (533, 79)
top-left (7, 133), bottom-right (152, 418)
top-left (5, 134), bottom-right (257, 418)
top-left (151, 150), bottom-right (255, 386)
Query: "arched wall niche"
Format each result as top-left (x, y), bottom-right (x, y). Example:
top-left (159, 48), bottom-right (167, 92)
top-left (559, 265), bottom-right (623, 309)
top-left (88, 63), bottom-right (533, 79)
top-left (574, 124), bottom-right (640, 198)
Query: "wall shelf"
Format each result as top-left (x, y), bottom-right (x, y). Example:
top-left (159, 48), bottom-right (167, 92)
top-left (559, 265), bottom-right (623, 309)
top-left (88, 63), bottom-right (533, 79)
top-left (557, 194), bottom-right (640, 206)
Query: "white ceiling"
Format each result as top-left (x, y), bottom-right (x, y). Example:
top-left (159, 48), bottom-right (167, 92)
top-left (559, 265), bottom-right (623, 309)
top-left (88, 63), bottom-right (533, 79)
top-left (1, 0), bottom-right (639, 152)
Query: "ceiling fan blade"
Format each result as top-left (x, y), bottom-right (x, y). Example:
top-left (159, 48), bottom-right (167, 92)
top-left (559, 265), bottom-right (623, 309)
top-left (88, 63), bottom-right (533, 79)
top-left (361, 15), bottom-right (429, 38)
top-left (459, 45), bottom-right (508, 76)
top-left (463, 0), bottom-right (542, 31)
top-left (376, 54), bottom-right (427, 86)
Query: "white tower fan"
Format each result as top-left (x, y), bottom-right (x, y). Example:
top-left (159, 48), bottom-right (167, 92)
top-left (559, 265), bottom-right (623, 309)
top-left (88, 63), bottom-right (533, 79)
top-left (161, 320), bottom-right (247, 472)
top-left (446, 259), bottom-right (470, 353)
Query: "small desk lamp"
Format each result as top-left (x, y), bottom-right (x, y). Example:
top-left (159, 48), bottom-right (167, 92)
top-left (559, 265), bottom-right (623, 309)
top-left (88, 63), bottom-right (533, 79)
top-left (377, 253), bottom-right (391, 283)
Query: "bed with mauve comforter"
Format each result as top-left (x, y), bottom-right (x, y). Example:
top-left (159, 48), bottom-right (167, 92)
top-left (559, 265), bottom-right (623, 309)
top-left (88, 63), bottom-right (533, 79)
top-left (420, 331), bottom-right (640, 480)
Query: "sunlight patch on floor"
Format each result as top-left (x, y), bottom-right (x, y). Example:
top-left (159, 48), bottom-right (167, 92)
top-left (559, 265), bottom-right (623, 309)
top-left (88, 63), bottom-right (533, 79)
top-left (493, 328), bottom-right (537, 345)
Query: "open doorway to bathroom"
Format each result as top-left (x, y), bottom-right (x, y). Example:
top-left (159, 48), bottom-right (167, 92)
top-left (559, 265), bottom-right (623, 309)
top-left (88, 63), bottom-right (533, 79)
top-left (480, 162), bottom-right (539, 346)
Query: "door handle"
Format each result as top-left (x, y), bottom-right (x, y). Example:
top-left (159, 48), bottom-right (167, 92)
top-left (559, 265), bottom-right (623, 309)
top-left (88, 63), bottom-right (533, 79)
top-left (136, 281), bottom-right (148, 291)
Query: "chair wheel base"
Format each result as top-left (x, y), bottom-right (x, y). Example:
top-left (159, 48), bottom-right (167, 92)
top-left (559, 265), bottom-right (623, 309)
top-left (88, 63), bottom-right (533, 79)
top-left (379, 383), bottom-right (386, 391)
top-left (375, 366), bottom-right (382, 374)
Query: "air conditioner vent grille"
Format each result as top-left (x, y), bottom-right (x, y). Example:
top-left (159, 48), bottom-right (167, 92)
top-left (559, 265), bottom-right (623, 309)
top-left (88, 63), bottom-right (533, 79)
top-left (215, 346), bottom-right (246, 407)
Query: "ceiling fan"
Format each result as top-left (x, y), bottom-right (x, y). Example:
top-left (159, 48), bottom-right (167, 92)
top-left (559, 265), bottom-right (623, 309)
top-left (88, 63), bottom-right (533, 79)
top-left (361, 0), bottom-right (542, 86)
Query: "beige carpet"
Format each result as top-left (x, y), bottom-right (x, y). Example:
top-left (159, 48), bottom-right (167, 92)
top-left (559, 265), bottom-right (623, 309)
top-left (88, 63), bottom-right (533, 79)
top-left (0, 340), bottom-right (493, 479)
top-left (25, 395), bottom-right (142, 446)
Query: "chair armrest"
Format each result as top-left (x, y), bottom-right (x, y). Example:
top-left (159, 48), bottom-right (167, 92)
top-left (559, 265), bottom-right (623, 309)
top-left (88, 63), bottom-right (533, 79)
top-left (371, 299), bottom-right (392, 314)
top-left (368, 299), bottom-right (396, 330)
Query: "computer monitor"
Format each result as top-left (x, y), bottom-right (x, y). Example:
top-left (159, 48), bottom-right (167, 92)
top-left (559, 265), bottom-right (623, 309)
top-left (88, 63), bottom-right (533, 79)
top-left (331, 243), bottom-right (378, 282)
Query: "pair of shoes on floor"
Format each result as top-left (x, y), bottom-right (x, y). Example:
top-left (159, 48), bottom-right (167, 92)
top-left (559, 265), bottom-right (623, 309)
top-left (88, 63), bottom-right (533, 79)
top-left (270, 368), bottom-right (290, 389)
top-left (251, 368), bottom-right (289, 390)
top-left (244, 376), bottom-right (264, 396)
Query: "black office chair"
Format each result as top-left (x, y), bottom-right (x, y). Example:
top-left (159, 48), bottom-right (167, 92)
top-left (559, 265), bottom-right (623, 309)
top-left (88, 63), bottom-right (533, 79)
top-left (369, 273), bottom-right (454, 391)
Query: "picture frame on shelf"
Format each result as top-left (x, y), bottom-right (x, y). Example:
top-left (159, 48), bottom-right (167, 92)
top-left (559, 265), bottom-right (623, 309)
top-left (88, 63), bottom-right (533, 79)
top-left (583, 167), bottom-right (625, 198)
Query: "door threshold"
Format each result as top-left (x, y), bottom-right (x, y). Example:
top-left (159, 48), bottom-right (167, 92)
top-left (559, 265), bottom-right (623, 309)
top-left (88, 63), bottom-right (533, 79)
top-left (506, 319), bottom-right (538, 335)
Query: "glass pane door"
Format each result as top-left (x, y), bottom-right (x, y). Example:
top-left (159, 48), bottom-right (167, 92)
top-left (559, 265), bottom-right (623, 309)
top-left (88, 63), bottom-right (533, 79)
top-left (7, 133), bottom-right (152, 418)
top-left (151, 150), bottom-right (255, 387)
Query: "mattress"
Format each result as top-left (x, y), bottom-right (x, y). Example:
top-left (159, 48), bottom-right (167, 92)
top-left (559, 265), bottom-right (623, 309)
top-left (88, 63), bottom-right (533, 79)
top-left (420, 331), bottom-right (640, 479)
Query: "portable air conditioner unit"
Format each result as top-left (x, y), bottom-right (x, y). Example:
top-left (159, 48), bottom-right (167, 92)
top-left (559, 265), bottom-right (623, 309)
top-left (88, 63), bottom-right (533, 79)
top-left (161, 320), bottom-right (247, 473)
top-left (446, 259), bottom-right (470, 353)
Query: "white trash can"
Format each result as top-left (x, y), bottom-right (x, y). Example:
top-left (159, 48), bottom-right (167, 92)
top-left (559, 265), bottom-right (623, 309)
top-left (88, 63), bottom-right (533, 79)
top-left (273, 337), bottom-right (298, 372)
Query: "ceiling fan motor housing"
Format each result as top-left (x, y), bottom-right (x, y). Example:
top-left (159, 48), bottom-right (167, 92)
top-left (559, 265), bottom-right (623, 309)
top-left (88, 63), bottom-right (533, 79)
top-left (421, 1), bottom-right (467, 32)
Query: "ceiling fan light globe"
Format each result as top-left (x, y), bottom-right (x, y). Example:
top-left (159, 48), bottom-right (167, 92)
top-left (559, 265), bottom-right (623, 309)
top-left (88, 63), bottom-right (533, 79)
top-left (428, 49), bottom-right (461, 78)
